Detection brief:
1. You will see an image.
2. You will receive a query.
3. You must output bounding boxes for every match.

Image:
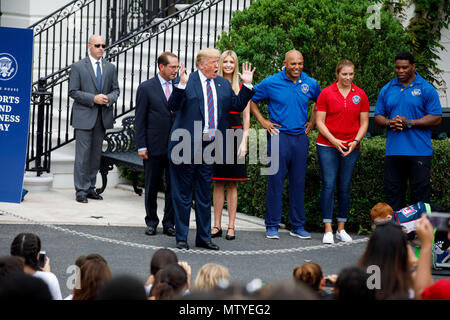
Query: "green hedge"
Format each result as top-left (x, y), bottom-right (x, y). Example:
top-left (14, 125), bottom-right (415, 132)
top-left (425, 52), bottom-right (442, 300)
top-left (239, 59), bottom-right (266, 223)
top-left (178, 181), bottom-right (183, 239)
top-left (236, 131), bottom-right (450, 234)
top-left (118, 167), bottom-right (145, 188)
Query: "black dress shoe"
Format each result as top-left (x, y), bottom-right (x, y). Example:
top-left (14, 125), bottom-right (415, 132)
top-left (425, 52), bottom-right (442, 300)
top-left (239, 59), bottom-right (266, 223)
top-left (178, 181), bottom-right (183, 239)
top-left (195, 241), bottom-right (220, 250)
top-left (87, 190), bottom-right (103, 200)
top-left (176, 241), bottom-right (189, 250)
top-left (211, 227), bottom-right (222, 238)
top-left (163, 226), bottom-right (176, 237)
top-left (76, 195), bottom-right (88, 203)
top-left (145, 226), bottom-right (156, 236)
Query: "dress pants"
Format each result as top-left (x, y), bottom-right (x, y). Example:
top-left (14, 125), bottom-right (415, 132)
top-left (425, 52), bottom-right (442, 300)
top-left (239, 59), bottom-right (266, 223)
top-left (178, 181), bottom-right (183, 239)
top-left (144, 155), bottom-right (174, 229)
top-left (74, 109), bottom-right (105, 197)
top-left (265, 132), bottom-right (309, 229)
top-left (384, 156), bottom-right (431, 211)
top-left (170, 161), bottom-right (214, 244)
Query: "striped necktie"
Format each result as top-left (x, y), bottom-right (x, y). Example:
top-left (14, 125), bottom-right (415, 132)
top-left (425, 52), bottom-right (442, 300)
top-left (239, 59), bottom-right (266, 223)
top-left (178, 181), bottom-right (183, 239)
top-left (206, 79), bottom-right (215, 139)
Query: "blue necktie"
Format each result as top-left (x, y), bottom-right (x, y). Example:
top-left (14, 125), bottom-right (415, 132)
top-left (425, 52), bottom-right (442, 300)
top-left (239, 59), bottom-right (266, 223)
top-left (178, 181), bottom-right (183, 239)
top-left (96, 61), bottom-right (102, 91)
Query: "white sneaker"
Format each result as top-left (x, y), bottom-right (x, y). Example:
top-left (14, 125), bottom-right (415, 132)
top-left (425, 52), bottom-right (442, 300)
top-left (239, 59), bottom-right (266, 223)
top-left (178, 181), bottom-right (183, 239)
top-left (322, 232), bottom-right (334, 244)
top-left (336, 230), bottom-right (352, 242)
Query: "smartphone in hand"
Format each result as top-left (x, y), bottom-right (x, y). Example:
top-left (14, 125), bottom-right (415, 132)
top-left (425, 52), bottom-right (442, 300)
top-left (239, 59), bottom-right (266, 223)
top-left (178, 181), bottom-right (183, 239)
top-left (38, 251), bottom-right (46, 268)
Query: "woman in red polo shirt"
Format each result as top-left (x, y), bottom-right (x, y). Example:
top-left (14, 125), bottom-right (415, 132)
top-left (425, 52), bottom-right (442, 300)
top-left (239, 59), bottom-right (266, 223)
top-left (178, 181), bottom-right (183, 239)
top-left (315, 60), bottom-right (369, 244)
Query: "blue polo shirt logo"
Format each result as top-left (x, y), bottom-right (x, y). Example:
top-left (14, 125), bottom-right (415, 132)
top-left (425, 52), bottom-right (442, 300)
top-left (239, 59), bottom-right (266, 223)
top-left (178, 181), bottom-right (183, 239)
top-left (352, 95), bottom-right (361, 104)
top-left (301, 83), bottom-right (309, 94)
top-left (411, 88), bottom-right (421, 96)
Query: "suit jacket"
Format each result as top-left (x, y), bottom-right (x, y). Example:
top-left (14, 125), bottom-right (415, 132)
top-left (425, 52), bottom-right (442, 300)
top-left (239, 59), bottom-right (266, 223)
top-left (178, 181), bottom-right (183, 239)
top-left (168, 71), bottom-right (254, 162)
top-left (135, 76), bottom-right (179, 156)
top-left (69, 56), bottom-right (120, 130)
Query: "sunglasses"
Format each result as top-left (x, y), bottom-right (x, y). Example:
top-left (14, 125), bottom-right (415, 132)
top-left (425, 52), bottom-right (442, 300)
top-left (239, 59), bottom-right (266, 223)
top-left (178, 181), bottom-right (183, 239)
top-left (93, 44), bottom-right (106, 48)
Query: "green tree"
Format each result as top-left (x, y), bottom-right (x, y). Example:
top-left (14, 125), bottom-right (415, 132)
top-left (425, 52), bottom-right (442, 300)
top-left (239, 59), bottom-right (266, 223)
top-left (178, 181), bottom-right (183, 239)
top-left (383, 0), bottom-right (450, 85)
top-left (217, 0), bottom-right (413, 105)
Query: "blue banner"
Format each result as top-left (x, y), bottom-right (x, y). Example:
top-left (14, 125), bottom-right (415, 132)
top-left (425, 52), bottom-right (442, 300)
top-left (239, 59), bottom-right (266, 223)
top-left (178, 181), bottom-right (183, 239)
top-left (0, 27), bottom-right (33, 203)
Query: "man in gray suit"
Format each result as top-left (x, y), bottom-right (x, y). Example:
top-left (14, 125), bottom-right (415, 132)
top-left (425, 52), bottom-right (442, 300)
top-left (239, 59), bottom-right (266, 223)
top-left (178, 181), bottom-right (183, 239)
top-left (69, 34), bottom-right (120, 203)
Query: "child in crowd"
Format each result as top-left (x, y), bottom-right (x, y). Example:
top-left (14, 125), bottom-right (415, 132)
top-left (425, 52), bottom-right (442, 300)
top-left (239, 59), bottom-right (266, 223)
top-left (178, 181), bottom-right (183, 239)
top-left (292, 262), bottom-right (334, 299)
top-left (10, 233), bottom-right (63, 300)
top-left (370, 202), bottom-right (450, 266)
top-left (149, 263), bottom-right (189, 300)
top-left (193, 263), bottom-right (230, 291)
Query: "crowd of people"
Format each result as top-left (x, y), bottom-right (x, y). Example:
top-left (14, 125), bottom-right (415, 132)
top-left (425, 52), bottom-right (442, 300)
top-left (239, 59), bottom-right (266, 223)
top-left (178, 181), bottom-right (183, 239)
top-left (0, 210), bottom-right (449, 300)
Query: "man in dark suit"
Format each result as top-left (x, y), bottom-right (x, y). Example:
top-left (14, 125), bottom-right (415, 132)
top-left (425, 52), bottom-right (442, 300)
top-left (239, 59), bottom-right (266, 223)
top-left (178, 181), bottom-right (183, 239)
top-left (168, 48), bottom-right (255, 250)
top-left (69, 34), bottom-right (120, 203)
top-left (135, 52), bottom-right (179, 237)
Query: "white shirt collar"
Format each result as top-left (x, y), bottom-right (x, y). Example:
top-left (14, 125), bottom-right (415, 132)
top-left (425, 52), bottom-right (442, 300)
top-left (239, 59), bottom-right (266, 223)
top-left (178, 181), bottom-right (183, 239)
top-left (198, 70), bottom-right (211, 83)
top-left (158, 73), bottom-right (171, 86)
top-left (88, 53), bottom-right (102, 66)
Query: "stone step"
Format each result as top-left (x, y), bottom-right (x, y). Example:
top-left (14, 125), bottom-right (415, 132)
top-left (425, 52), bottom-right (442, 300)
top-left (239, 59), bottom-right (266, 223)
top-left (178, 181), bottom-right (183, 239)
top-left (27, 109), bottom-right (134, 190)
top-left (174, 4), bottom-right (191, 11)
top-left (23, 171), bottom-right (54, 192)
top-left (47, 142), bottom-right (126, 189)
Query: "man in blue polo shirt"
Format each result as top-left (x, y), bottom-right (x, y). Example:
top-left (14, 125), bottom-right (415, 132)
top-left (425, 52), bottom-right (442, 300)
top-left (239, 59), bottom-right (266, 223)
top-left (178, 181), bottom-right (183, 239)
top-left (250, 49), bottom-right (320, 239)
top-left (374, 52), bottom-right (442, 211)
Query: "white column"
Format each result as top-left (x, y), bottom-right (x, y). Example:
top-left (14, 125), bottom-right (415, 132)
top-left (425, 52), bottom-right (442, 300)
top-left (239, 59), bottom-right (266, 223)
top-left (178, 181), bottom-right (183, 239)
top-left (1, 0), bottom-right (68, 28)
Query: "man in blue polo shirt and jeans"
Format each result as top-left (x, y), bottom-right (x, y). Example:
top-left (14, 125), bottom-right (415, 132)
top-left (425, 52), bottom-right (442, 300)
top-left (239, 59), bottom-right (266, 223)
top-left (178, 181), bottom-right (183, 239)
top-left (374, 52), bottom-right (442, 211)
top-left (250, 49), bottom-right (321, 239)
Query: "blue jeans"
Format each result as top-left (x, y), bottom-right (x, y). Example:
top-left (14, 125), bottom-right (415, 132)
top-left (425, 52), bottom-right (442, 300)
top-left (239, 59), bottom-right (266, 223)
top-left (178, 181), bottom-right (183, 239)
top-left (317, 145), bottom-right (360, 223)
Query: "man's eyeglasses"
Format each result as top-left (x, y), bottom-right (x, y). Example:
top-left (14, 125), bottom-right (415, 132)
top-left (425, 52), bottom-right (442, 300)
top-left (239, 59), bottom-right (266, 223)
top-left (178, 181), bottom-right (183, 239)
top-left (93, 44), bottom-right (106, 48)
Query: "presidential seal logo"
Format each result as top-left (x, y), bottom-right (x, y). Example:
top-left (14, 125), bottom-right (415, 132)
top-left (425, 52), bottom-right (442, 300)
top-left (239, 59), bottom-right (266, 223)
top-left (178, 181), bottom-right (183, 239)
top-left (0, 53), bottom-right (18, 81)
top-left (352, 95), bottom-right (361, 104)
top-left (411, 88), bottom-right (421, 96)
top-left (301, 83), bottom-right (309, 94)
